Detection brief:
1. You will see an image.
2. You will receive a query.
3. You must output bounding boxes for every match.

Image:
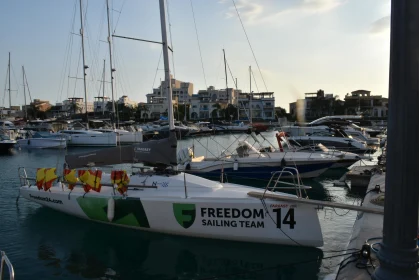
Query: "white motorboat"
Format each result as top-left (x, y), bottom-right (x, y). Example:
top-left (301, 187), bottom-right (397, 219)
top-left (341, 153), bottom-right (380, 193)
top-left (57, 129), bottom-right (117, 147)
top-left (281, 126), bottom-right (375, 154)
top-left (177, 133), bottom-right (339, 179)
top-left (0, 133), bottom-right (16, 153)
top-left (17, 132), bottom-right (67, 149)
top-left (17, 0), bottom-right (324, 248)
top-left (278, 134), bottom-right (365, 169)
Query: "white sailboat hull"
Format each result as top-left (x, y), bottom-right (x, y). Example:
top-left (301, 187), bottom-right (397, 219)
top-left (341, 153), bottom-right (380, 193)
top-left (17, 138), bottom-right (67, 149)
top-left (62, 133), bottom-right (117, 147)
top-left (19, 172), bottom-right (323, 247)
top-left (117, 131), bottom-right (143, 144)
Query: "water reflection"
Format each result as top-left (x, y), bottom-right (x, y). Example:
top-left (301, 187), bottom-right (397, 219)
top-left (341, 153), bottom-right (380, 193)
top-left (24, 207), bottom-right (323, 280)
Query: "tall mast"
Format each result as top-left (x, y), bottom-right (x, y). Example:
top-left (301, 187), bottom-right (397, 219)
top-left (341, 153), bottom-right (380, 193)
top-left (236, 77), bottom-right (239, 120)
top-left (102, 59), bottom-right (105, 115)
top-left (159, 0), bottom-right (174, 130)
top-left (8, 52), bottom-right (11, 109)
top-left (22, 66), bottom-right (27, 120)
top-left (249, 66), bottom-right (252, 122)
top-left (223, 49), bottom-right (228, 105)
top-left (79, 0), bottom-right (89, 128)
top-left (106, 0), bottom-right (116, 128)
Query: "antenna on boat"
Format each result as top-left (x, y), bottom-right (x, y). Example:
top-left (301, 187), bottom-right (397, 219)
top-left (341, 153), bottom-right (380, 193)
top-left (159, 0), bottom-right (175, 131)
top-left (106, 0), bottom-right (116, 129)
top-left (79, 0), bottom-right (89, 129)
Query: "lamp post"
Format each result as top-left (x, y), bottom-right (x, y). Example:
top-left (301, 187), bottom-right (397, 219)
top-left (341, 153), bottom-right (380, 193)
top-left (372, 1), bottom-right (419, 279)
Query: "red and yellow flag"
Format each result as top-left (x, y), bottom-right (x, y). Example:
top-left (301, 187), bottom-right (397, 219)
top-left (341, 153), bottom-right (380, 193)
top-left (78, 170), bottom-right (102, 193)
top-left (111, 170), bottom-right (130, 195)
top-left (36, 168), bottom-right (46, 190)
top-left (43, 168), bottom-right (57, 191)
top-left (63, 169), bottom-right (78, 190)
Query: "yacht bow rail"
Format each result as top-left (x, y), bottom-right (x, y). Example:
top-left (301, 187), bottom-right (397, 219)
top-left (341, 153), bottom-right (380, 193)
top-left (0, 251), bottom-right (15, 280)
top-left (263, 167), bottom-right (309, 198)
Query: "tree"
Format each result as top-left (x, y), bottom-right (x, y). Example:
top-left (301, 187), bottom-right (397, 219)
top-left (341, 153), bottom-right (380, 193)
top-left (211, 103), bottom-right (221, 119)
top-left (225, 104), bottom-right (238, 121)
top-left (135, 104), bottom-right (149, 122)
top-left (275, 106), bottom-right (286, 118)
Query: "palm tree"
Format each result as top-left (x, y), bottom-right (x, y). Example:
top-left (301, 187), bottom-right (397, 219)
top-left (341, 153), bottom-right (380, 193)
top-left (212, 103), bottom-right (221, 119)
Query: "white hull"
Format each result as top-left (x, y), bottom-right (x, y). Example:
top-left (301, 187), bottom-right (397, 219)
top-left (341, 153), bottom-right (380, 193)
top-left (59, 132), bottom-right (117, 147)
top-left (17, 138), bottom-right (67, 149)
top-left (93, 129), bottom-right (143, 144)
top-left (19, 172), bottom-right (323, 247)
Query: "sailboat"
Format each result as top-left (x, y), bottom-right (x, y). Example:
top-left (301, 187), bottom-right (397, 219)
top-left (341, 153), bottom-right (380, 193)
top-left (18, 0), bottom-right (323, 247)
top-left (57, 0), bottom-right (118, 147)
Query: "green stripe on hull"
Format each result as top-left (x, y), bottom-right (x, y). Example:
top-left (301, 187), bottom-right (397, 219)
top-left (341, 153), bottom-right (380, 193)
top-left (76, 197), bottom-right (150, 228)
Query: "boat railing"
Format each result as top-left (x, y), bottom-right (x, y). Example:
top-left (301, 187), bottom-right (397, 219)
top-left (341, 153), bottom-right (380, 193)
top-left (263, 167), bottom-right (309, 198)
top-left (17, 166), bottom-right (158, 190)
top-left (0, 251), bottom-right (15, 280)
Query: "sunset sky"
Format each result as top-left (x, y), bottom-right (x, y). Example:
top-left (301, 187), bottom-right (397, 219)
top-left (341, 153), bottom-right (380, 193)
top-left (0, 0), bottom-right (390, 111)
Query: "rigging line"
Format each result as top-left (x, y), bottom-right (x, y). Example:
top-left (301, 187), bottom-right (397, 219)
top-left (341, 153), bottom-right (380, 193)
top-left (59, 0), bottom-right (78, 102)
top-left (116, 44), bottom-right (133, 98)
top-left (2, 66), bottom-right (8, 107)
top-left (83, 4), bottom-right (103, 98)
top-left (166, 0), bottom-right (176, 79)
top-left (190, 0), bottom-right (207, 88)
top-left (226, 61), bottom-right (237, 88)
top-left (152, 50), bottom-right (163, 91)
top-left (112, 0), bottom-right (127, 35)
top-left (66, 16), bottom-right (77, 99)
top-left (251, 67), bottom-right (260, 93)
top-left (231, 0), bottom-right (268, 92)
top-left (24, 69), bottom-right (33, 103)
top-left (72, 45), bottom-right (83, 98)
top-left (112, 43), bottom-right (131, 98)
top-left (10, 64), bottom-right (20, 98)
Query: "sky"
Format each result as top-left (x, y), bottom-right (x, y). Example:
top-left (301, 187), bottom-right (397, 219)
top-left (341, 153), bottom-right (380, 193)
top-left (0, 0), bottom-right (391, 111)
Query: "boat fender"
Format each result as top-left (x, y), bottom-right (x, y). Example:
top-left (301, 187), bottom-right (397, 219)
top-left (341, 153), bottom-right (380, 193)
top-left (27, 139), bottom-right (30, 145)
top-left (281, 157), bottom-right (287, 167)
top-left (185, 163), bottom-right (191, 170)
top-left (107, 197), bottom-right (115, 222)
top-left (233, 161), bottom-right (238, 171)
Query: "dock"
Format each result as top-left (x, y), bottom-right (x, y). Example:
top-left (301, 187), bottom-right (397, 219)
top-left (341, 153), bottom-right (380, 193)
top-left (334, 171), bottom-right (386, 279)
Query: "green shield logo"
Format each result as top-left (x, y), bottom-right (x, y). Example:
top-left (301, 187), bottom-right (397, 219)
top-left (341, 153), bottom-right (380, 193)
top-left (173, 203), bottom-right (196, 229)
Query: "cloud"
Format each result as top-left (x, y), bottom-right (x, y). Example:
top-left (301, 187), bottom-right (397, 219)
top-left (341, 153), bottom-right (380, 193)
top-left (299, 0), bottom-right (343, 13)
top-left (370, 16), bottom-right (390, 34)
top-left (222, 0), bottom-right (344, 25)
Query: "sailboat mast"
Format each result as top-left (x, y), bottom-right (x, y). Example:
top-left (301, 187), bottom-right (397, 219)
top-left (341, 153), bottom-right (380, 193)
top-left (79, 0), bottom-right (89, 128)
top-left (159, 0), bottom-right (174, 130)
top-left (106, 0), bottom-right (116, 127)
top-left (8, 52), bottom-right (11, 109)
top-left (249, 66), bottom-right (252, 122)
top-left (102, 59), bottom-right (105, 115)
top-left (223, 49), bottom-right (228, 104)
top-left (22, 66), bottom-right (27, 120)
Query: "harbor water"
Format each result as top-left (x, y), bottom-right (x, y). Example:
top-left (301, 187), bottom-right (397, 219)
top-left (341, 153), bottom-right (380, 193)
top-left (0, 133), bottom-right (374, 280)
